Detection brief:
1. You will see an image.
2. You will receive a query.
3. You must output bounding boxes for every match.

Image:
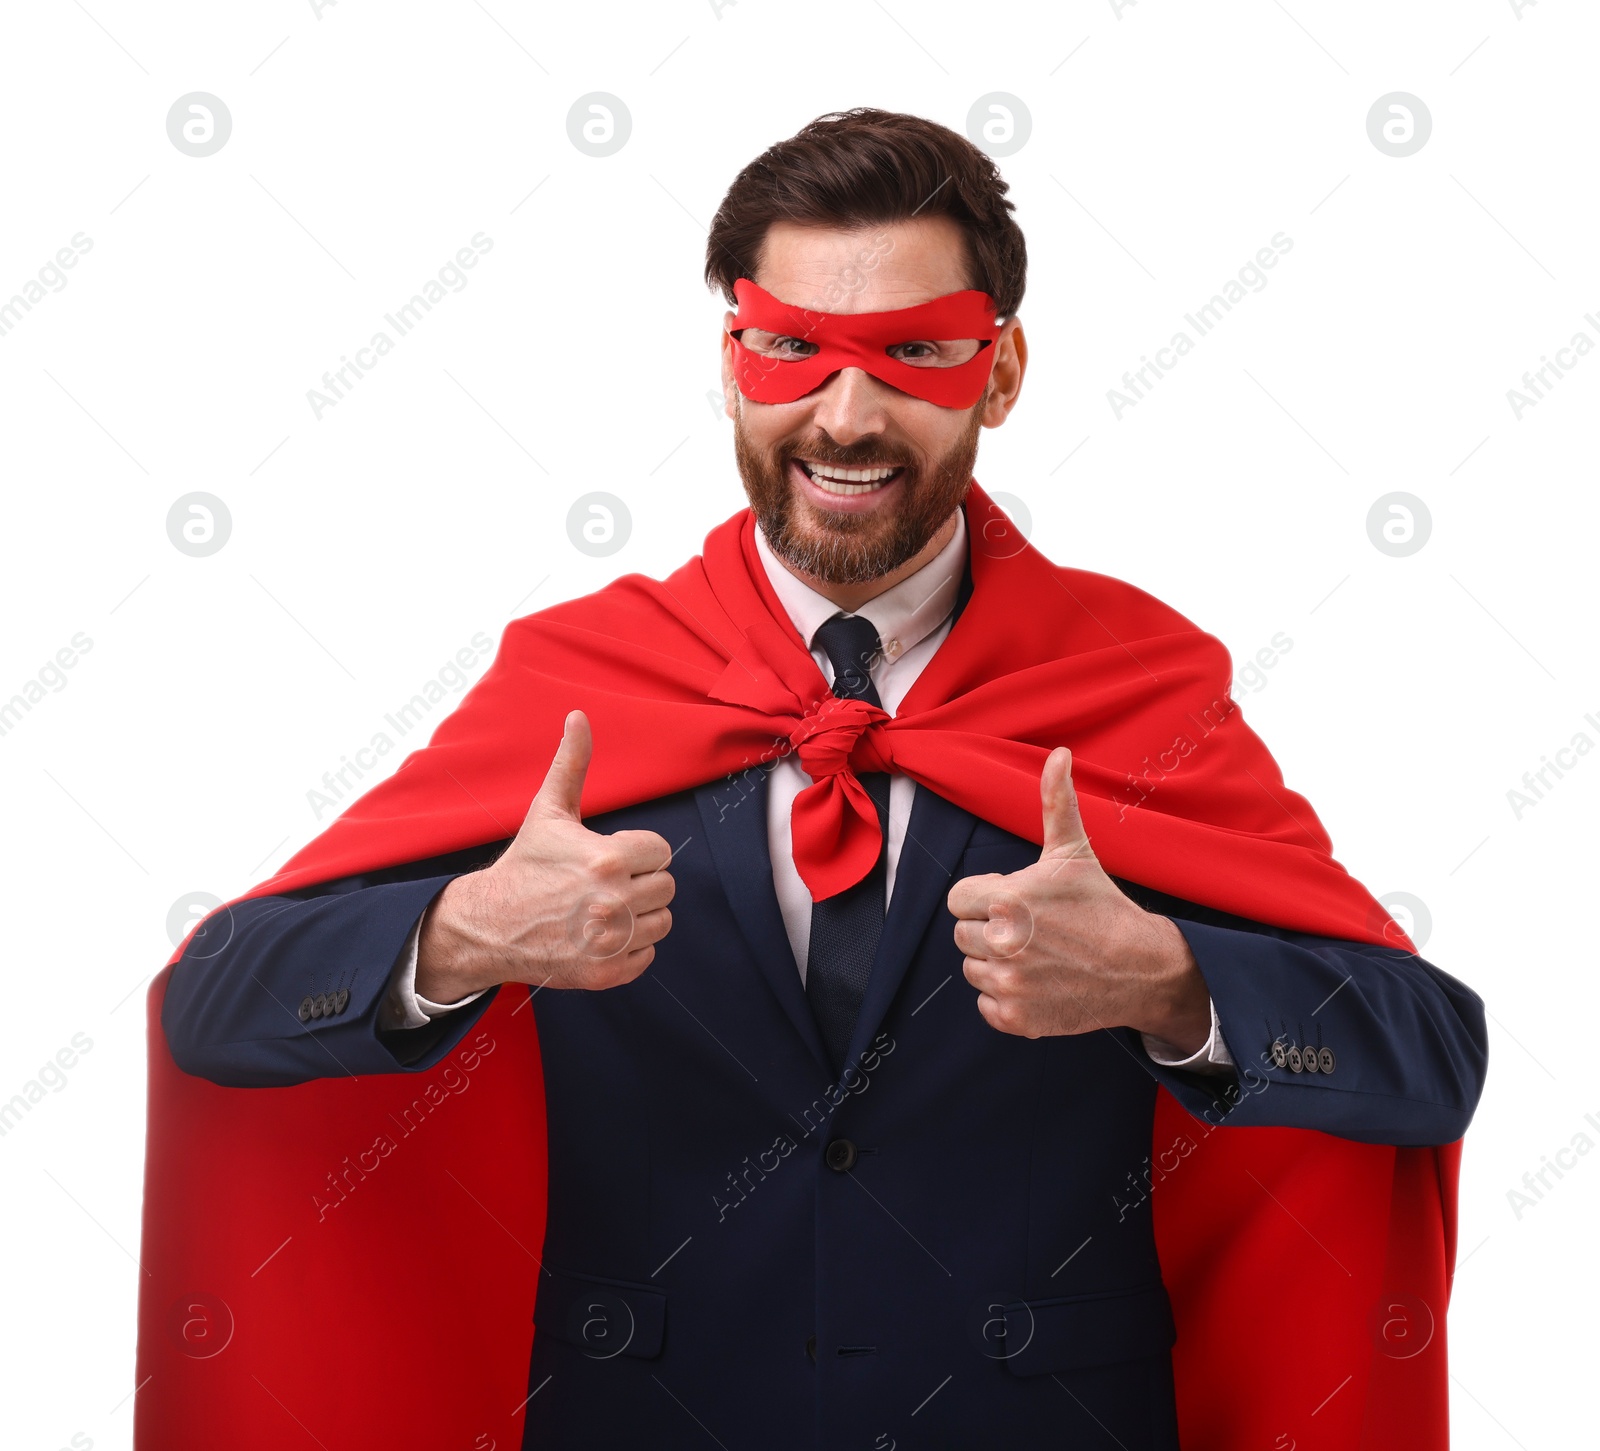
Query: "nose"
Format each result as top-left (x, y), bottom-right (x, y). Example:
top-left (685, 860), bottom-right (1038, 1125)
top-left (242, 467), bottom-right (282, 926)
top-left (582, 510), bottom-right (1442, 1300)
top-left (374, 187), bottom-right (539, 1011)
top-left (806, 366), bottom-right (892, 447)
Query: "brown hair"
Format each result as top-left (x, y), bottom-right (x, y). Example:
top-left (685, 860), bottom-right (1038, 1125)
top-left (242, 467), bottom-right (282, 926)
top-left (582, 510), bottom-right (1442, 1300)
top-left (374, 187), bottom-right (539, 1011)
top-left (704, 108), bottom-right (1028, 318)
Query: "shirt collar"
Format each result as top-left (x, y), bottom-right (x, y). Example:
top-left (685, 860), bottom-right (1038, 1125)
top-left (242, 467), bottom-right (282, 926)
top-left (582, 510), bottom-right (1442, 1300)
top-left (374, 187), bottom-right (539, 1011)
top-left (753, 506), bottom-right (967, 664)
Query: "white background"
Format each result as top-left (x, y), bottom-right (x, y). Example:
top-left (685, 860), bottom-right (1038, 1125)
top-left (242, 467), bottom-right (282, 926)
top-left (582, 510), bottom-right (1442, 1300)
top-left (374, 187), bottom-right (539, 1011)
top-left (1, 1), bottom-right (1593, 1446)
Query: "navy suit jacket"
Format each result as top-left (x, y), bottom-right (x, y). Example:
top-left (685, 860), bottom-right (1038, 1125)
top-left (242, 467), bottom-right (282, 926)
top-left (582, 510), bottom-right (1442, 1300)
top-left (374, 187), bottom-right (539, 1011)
top-left (164, 769), bottom-right (1486, 1450)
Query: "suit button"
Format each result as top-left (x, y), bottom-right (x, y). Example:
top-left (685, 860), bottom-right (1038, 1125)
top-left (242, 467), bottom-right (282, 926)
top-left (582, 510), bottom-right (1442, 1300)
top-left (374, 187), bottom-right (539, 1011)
top-left (1302, 1046), bottom-right (1320, 1074)
top-left (313, 993), bottom-right (329, 1019)
top-left (1270, 1040), bottom-right (1288, 1068)
top-left (825, 1139), bottom-right (857, 1173)
top-left (1318, 1046), bottom-right (1336, 1074)
top-left (1286, 1045), bottom-right (1304, 1073)
top-left (298, 996), bottom-right (315, 1023)
top-left (806, 1335), bottom-right (817, 1363)
top-left (333, 988), bottom-right (350, 1014)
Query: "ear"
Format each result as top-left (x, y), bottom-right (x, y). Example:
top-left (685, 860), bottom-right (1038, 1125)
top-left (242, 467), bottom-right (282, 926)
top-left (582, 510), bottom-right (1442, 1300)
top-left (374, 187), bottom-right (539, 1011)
top-left (980, 317), bottom-right (1027, 429)
top-left (720, 313), bottom-right (740, 420)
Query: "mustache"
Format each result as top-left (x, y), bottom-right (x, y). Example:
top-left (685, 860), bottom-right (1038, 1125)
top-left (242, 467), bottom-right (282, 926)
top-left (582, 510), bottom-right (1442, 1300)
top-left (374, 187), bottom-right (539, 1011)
top-left (778, 438), bottom-right (916, 471)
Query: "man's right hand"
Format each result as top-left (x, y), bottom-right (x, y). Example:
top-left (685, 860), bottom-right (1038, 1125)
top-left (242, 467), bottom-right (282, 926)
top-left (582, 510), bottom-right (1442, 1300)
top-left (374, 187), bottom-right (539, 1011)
top-left (414, 710), bottom-right (675, 1003)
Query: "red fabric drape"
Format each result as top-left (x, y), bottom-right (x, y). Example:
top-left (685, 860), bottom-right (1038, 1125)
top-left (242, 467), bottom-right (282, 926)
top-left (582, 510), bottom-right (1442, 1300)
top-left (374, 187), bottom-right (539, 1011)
top-left (136, 484), bottom-right (1457, 1448)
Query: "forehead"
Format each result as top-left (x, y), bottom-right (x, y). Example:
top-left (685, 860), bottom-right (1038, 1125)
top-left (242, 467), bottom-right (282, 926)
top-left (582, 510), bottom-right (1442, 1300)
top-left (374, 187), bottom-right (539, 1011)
top-left (751, 216), bottom-right (974, 315)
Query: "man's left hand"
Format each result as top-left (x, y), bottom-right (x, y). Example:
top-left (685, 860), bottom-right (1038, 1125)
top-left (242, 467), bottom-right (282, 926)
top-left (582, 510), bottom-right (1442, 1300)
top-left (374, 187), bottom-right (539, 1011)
top-left (948, 748), bottom-right (1212, 1049)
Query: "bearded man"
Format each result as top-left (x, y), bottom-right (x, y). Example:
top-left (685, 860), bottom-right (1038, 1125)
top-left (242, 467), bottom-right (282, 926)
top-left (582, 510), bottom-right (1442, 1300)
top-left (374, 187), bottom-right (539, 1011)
top-left (140, 109), bottom-right (1487, 1451)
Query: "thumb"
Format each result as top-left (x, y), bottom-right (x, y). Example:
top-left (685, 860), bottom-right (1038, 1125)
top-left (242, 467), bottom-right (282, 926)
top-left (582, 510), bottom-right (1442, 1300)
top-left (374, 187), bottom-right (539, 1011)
top-left (527, 710), bottom-right (592, 824)
top-left (1040, 747), bottom-right (1091, 858)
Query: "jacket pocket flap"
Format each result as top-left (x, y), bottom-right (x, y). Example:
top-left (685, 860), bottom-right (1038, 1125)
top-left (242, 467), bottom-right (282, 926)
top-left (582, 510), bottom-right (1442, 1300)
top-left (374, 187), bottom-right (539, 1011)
top-left (1000, 1282), bottom-right (1175, 1376)
top-left (534, 1267), bottom-right (666, 1360)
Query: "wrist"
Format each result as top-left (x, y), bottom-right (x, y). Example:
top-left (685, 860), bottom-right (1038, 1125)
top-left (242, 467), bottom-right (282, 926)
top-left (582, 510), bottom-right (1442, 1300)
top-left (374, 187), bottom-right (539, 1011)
top-left (415, 873), bottom-right (497, 1002)
top-left (1129, 914), bottom-right (1211, 1053)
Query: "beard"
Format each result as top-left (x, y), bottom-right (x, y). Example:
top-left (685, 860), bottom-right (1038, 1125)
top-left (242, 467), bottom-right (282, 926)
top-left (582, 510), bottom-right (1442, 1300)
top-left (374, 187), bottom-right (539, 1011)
top-left (733, 396), bottom-right (985, 585)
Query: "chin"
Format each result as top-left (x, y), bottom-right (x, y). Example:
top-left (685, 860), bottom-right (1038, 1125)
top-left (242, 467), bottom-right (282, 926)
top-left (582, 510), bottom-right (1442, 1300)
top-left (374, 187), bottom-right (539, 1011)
top-left (769, 513), bottom-right (920, 585)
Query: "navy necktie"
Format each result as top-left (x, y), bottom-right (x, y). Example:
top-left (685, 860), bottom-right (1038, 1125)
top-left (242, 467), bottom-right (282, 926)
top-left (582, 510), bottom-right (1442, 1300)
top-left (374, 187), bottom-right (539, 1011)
top-left (805, 613), bottom-right (891, 1072)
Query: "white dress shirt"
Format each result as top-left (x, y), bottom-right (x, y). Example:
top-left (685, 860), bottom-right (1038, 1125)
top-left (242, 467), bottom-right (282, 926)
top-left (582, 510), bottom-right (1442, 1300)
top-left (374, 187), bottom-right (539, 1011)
top-left (379, 509), bottom-right (1234, 1074)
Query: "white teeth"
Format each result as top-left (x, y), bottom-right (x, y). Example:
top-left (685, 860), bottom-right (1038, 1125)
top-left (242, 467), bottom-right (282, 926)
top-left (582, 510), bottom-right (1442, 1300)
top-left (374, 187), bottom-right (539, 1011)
top-left (803, 461), bottom-right (898, 493)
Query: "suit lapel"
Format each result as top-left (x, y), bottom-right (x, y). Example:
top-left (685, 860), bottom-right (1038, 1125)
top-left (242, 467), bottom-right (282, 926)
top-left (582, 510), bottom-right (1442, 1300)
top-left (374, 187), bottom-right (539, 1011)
top-left (693, 767), bottom-right (834, 1074)
top-left (693, 548), bottom-right (980, 1083)
top-left (842, 785), bottom-right (979, 1072)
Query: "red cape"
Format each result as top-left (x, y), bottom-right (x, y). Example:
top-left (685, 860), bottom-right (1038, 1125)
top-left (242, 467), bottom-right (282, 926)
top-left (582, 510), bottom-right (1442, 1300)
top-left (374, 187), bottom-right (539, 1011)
top-left (136, 484), bottom-right (1458, 1449)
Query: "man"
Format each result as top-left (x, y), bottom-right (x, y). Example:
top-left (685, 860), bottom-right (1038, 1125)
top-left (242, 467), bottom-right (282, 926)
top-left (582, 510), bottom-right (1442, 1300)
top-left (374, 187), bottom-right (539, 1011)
top-left (142, 110), bottom-right (1486, 1450)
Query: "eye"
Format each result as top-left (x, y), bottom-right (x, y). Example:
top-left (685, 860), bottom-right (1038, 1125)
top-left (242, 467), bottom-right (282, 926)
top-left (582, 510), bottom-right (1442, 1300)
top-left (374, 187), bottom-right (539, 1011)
top-left (734, 328), bottom-right (819, 360)
top-left (885, 339), bottom-right (985, 368)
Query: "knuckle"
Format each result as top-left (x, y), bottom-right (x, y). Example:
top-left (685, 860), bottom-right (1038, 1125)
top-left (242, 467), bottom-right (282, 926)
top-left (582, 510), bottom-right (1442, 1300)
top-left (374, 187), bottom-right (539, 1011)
top-left (589, 952), bottom-right (635, 989)
top-left (989, 965), bottom-right (1019, 997)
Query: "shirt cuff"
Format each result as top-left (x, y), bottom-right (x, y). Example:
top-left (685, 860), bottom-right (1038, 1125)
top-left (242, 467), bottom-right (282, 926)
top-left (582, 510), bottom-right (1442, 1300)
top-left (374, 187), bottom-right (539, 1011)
top-left (376, 912), bottom-right (488, 1032)
top-left (1140, 995), bottom-right (1236, 1075)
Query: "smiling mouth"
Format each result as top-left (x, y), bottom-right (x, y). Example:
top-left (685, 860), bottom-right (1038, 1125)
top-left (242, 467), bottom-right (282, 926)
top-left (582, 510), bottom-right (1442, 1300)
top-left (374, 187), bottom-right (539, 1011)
top-left (796, 459), bottom-right (907, 496)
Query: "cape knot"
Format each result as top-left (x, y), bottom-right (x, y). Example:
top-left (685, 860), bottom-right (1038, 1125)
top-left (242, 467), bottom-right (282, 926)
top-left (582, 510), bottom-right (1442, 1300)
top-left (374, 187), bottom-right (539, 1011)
top-left (788, 694), bottom-right (892, 781)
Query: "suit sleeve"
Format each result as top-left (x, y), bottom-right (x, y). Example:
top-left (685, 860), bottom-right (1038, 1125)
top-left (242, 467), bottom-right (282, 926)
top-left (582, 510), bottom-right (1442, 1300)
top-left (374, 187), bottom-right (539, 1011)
top-left (162, 841), bottom-right (511, 1088)
top-left (1113, 880), bottom-right (1488, 1147)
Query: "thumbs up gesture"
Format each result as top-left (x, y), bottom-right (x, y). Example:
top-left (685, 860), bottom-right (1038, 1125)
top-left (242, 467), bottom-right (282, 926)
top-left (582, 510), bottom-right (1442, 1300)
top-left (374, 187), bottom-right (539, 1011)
top-left (946, 748), bottom-right (1210, 1047)
top-left (415, 711), bottom-right (676, 1002)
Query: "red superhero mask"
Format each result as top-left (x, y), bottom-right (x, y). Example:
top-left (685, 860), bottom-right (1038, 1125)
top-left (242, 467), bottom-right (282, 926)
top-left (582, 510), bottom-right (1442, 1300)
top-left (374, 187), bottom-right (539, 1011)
top-left (728, 277), bottom-right (1003, 408)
